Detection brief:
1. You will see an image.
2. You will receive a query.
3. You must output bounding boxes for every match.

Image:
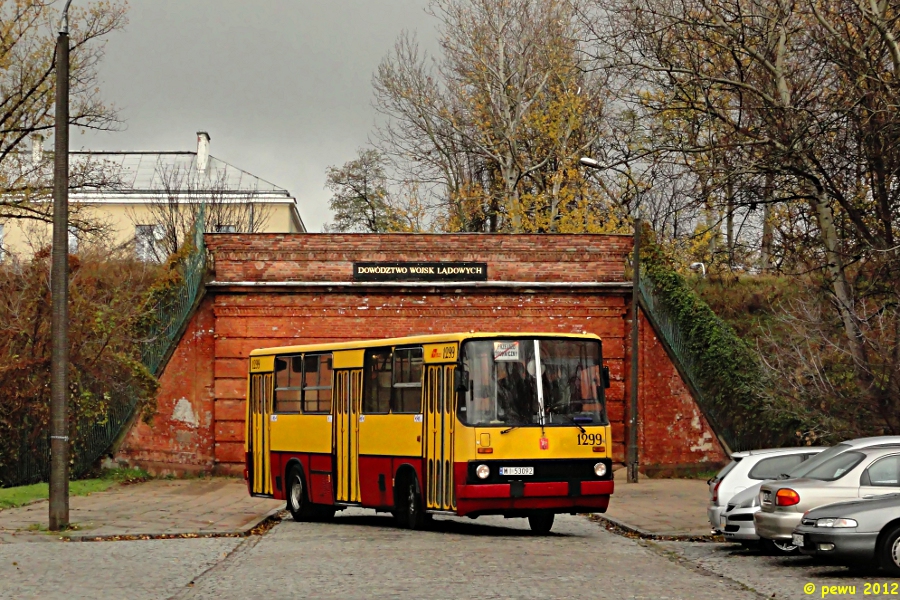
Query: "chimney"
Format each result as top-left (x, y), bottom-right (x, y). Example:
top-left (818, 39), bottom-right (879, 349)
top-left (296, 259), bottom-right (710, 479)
top-left (196, 131), bottom-right (210, 173)
top-left (32, 133), bottom-right (44, 165)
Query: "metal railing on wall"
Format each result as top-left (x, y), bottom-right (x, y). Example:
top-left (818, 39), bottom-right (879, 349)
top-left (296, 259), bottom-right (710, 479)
top-left (637, 274), bottom-right (742, 454)
top-left (0, 208), bottom-right (208, 487)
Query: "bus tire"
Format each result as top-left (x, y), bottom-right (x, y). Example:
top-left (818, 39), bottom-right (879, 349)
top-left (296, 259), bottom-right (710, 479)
top-left (286, 465), bottom-right (314, 522)
top-left (397, 476), bottom-right (426, 530)
top-left (528, 512), bottom-right (555, 534)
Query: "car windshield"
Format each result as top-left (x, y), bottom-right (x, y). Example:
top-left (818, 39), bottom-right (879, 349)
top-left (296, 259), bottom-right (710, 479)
top-left (784, 443), bottom-right (851, 478)
top-left (459, 338), bottom-right (607, 426)
top-left (803, 451), bottom-right (866, 481)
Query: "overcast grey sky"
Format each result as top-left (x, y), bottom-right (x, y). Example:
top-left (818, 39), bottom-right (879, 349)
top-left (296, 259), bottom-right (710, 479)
top-left (79, 0), bottom-right (437, 232)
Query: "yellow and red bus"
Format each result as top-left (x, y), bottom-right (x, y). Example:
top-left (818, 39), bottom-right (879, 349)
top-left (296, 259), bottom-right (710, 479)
top-left (245, 332), bottom-right (613, 533)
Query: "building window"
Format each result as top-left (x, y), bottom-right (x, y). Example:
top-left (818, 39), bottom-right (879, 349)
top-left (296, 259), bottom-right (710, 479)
top-left (393, 347), bottom-right (423, 413)
top-left (302, 354), bottom-right (333, 413)
top-left (274, 356), bottom-right (303, 413)
top-left (135, 224), bottom-right (164, 262)
top-left (67, 226), bottom-right (78, 254)
top-left (215, 224), bottom-right (236, 233)
top-left (364, 349), bottom-right (392, 414)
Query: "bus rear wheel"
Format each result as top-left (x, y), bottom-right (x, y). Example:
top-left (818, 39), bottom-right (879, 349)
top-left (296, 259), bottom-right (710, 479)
top-left (528, 512), bottom-right (555, 534)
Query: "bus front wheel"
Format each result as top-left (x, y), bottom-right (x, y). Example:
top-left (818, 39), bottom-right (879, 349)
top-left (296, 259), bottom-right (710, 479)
top-left (287, 465), bottom-right (315, 522)
top-left (528, 512), bottom-right (555, 534)
top-left (395, 477), bottom-right (426, 530)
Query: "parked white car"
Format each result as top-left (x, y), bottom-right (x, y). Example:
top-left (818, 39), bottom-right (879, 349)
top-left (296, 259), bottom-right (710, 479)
top-left (707, 447), bottom-right (825, 534)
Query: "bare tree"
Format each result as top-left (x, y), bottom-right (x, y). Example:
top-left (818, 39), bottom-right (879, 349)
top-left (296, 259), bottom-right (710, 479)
top-left (0, 1), bottom-right (127, 224)
top-left (129, 162), bottom-right (272, 262)
top-left (371, 0), bottom-right (623, 233)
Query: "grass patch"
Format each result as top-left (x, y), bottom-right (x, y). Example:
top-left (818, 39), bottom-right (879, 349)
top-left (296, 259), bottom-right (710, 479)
top-left (0, 468), bottom-right (150, 510)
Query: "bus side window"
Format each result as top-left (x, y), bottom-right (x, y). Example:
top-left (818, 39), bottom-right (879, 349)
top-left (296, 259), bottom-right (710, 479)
top-left (364, 349), bottom-right (392, 414)
top-left (393, 347), bottom-right (423, 413)
top-left (302, 354), bottom-right (333, 414)
top-left (274, 355), bottom-right (302, 413)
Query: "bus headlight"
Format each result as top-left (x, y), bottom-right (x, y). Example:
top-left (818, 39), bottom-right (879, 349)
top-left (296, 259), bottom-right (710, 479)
top-left (594, 462), bottom-right (607, 477)
top-left (476, 464), bottom-right (490, 479)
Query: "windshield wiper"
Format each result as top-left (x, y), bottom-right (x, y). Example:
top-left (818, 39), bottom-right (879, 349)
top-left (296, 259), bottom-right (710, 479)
top-left (777, 473), bottom-right (792, 480)
top-left (556, 414), bottom-right (587, 433)
top-left (501, 425), bottom-right (519, 434)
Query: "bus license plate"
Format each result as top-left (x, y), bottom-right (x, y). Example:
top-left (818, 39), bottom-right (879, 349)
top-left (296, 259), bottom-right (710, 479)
top-left (500, 467), bottom-right (534, 476)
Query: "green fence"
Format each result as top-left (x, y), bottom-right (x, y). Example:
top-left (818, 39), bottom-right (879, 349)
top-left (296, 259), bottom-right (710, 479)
top-left (0, 212), bottom-right (208, 487)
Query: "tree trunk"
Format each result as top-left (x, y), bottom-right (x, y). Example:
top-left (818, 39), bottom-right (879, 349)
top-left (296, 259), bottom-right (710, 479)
top-left (811, 192), bottom-right (870, 383)
top-left (760, 172), bottom-right (774, 272)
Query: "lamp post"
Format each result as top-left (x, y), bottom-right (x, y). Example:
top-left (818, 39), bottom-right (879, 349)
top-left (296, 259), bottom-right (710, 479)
top-left (49, 0), bottom-right (73, 532)
top-left (579, 156), bottom-right (640, 484)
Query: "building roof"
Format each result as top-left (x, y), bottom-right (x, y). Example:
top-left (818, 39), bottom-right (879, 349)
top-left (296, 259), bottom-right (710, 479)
top-left (71, 151), bottom-right (289, 196)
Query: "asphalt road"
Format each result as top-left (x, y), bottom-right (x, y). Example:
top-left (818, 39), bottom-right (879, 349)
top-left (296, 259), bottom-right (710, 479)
top-left (0, 510), bottom-right (891, 599)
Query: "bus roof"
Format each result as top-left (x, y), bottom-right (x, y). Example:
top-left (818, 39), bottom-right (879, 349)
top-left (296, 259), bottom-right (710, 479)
top-left (249, 332), bottom-right (602, 357)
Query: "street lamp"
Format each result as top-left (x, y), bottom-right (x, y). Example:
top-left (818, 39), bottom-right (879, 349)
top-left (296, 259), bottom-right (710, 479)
top-left (49, 0), bottom-right (73, 532)
top-left (579, 156), bottom-right (641, 484)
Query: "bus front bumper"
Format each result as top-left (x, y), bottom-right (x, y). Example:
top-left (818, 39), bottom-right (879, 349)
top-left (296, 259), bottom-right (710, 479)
top-left (456, 479), bottom-right (614, 516)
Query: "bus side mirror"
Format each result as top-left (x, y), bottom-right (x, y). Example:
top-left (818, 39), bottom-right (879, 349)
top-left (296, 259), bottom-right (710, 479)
top-left (602, 366), bottom-right (611, 389)
top-left (454, 369), bottom-right (469, 393)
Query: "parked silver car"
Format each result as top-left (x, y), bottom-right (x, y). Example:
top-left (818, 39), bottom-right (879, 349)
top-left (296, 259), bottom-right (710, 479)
top-left (707, 447), bottom-right (823, 534)
top-left (755, 446), bottom-right (900, 545)
top-left (722, 437), bottom-right (900, 553)
top-left (792, 493), bottom-right (900, 575)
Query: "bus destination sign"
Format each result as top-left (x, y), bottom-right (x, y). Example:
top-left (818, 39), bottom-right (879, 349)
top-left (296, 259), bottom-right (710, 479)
top-left (353, 261), bottom-right (488, 282)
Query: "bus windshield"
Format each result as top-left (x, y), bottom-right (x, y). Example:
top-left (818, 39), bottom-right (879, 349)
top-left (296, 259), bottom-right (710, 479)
top-left (459, 338), bottom-right (607, 427)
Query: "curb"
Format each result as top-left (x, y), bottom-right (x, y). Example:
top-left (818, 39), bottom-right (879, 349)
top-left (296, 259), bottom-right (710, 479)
top-left (590, 514), bottom-right (724, 542)
top-left (11, 507), bottom-right (286, 543)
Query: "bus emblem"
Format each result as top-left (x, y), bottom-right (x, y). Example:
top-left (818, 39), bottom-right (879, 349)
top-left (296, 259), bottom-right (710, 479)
top-left (539, 437), bottom-right (549, 450)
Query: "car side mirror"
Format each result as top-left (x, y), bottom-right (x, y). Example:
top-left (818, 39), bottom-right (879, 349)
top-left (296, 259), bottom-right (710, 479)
top-left (454, 369), bottom-right (469, 393)
top-left (602, 366), bottom-right (611, 389)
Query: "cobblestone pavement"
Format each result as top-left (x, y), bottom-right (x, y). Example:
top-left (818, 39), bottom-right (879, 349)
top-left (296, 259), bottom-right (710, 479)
top-left (0, 479), bottom-right (282, 542)
top-left (175, 509), bottom-right (758, 600)
top-left (0, 537), bottom-right (242, 599)
top-left (657, 540), bottom-right (896, 599)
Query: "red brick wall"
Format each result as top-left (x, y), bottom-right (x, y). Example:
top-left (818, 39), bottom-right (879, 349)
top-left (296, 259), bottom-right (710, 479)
top-left (118, 296), bottom-right (217, 475)
top-left (119, 234), bottom-right (727, 476)
top-left (637, 310), bottom-right (729, 473)
top-left (206, 233), bottom-right (633, 283)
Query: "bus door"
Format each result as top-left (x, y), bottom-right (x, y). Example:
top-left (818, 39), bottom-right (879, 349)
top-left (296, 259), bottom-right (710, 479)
top-left (425, 364), bottom-right (456, 511)
top-left (249, 372), bottom-right (274, 496)
top-left (334, 369), bottom-right (362, 502)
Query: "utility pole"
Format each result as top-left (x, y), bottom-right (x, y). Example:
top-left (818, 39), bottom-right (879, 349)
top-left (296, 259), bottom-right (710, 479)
top-left (627, 219), bottom-right (641, 483)
top-left (49, 0), bottom-right (73, 532)
top-left (579, 156), bottom-right (641, 483)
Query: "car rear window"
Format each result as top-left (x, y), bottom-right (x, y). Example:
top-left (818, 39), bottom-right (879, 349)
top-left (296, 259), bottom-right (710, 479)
top-left (788, 443), bottom-right (850, 478)
top-left (748, 454), bottom-right (806, 480)
top-left (714, 458), bottom-right (741, 481)
top-left (804, 451), bottom-right (865, 481)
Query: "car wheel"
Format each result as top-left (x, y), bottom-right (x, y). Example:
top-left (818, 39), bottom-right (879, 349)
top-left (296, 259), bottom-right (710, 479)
top-left (286, 465), bottom-right (315, 522)
top-left (760, 538), bottom-right (798, 555)
top-left (881, 524), bottom-right (900, 577)
top-left (527, 512), bottom-right (555, 534)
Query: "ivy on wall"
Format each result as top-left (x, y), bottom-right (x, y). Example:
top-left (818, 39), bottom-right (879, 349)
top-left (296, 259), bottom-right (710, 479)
top-left (639, 234), bottom-right (799, 450)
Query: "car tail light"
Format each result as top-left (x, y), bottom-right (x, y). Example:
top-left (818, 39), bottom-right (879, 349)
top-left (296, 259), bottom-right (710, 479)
top-left (775, 488), bottom-right (800, 506)
top-left (712, 479), bottom-right (722, 503)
